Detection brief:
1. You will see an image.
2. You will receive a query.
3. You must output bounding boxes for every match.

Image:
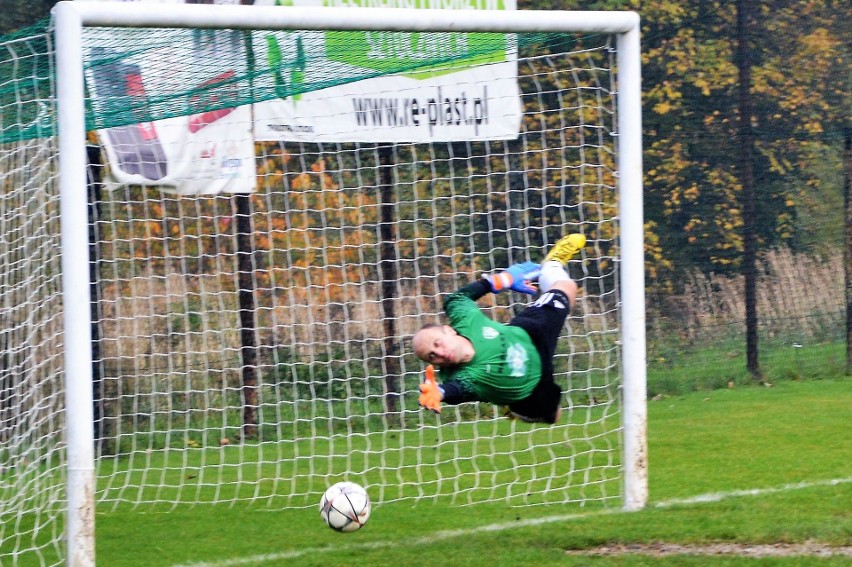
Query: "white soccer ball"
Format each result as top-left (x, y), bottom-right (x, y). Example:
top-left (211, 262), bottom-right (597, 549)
top-left (319, 481), bottom-right (371, 532)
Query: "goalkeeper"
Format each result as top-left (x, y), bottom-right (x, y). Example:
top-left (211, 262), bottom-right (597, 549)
top-left (412, 234), bottom-right (585, 424)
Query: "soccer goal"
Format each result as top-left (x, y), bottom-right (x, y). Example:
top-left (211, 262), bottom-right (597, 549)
top-left (1, 2), bottom-right (645, 564)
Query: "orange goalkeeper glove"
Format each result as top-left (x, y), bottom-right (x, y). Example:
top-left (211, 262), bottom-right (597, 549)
top-left (418, 365), bottom-right (443, 413)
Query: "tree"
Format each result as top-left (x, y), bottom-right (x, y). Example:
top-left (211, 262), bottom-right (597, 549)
top-left (0, 1), bottom-right (59, 35)
top-left (633, 0), bottom-right (846, 288)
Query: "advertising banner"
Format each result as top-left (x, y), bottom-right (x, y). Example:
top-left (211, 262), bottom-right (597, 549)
top-left (252, 0), bottom-right (521, 142)
top-left (85, 0), bottom-right (256, 195)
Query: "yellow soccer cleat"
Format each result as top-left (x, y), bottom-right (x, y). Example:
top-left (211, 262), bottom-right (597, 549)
top-left (543, 233), bottom-right (586, 265)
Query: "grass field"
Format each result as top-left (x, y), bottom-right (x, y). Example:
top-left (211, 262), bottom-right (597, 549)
top-left (88, 377), bottom-right (851, 566)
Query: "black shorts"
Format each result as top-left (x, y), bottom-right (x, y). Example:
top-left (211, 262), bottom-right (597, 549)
top-left (506, 289), bottom-right (571, 423)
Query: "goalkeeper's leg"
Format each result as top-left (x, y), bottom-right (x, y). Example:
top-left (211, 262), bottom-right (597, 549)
top-left (543, 233), bottom-right (586, 265)
top-left (500, 234), bottom-right (586, 424)
top-left (539, 233), bottom-right (585, 302)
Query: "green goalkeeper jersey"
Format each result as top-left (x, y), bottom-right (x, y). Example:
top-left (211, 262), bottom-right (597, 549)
top-left (440, 283), bottom-right (542, 404)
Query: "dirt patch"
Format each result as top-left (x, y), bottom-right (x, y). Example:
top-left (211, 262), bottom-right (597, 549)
top-left (565, 542), bottom-right (852, 558)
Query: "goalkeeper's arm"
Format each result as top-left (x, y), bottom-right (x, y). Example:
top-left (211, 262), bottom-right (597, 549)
top-left (482, 261), bottom-right (540, 294)
top-left (419, 365), bottom-right (476, 413)
top-left (443, 261), bottom-right (541, 310)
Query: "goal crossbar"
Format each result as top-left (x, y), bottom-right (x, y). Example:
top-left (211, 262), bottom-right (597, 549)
top-left (59, 3), bottom-right (639, 33)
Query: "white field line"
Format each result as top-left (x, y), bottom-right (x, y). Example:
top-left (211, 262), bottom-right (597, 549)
top-left (651, 477), bottom-right (851, 508)
top-left (169, 477), bottom-right (852, 567)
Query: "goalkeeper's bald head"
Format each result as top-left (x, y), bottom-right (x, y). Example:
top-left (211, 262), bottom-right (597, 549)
top-left (412, 324), bottom-right (474, 368)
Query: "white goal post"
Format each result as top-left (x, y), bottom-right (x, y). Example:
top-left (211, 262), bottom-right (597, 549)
top-left (50, 2), bottom-right (646, 564)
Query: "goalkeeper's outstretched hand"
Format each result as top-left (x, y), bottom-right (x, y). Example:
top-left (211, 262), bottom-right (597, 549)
top-left (483, 261), bottom-right (541, 295)
top-left (418, 365), bottom-right (442, 413)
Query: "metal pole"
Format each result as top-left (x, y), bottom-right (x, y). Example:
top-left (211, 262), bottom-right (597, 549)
top-left (235, 194), bottom-right (259, 440)
top-left (53, 3), bottom-right (96, 565)
top-left (377, 144), bottom-right (401, 420)
top-left (61, 2), bottom-right (639, 34)
top-left (616, 21), bottom-right (648, 512)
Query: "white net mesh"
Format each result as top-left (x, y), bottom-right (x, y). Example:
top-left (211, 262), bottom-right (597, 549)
top-left (2, 17), bottom-right (627, 565)
top-left (88, 36), bottom-right (623, 509)
top-left (1, 135), bottom-right (65, 562)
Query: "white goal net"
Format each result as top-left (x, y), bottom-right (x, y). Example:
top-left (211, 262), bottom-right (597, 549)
top-left (2, 4), bottom-right (645, 565)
